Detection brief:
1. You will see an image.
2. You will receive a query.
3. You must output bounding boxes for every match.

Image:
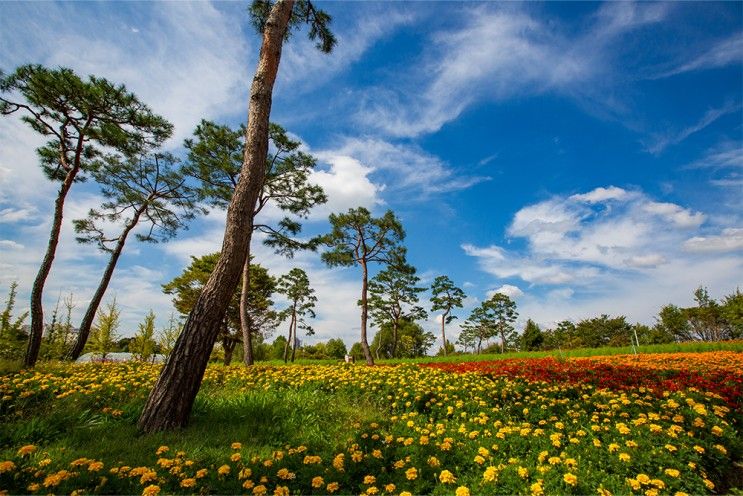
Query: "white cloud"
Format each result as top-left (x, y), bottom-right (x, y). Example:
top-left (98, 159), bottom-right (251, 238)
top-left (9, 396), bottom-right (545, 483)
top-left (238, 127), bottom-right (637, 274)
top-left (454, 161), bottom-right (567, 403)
top-left (570, 186), bottom-right (630, 204)
top-left (356, 3), bottom-right (668, 138)
top-left (657, 33), bottom-right (743, 78)
top-left (464, 185), bottom-right (742, 327)
top-left (0, 207), bottom-right (36, 224)
top-left (684, 228), bottom-right (743, 253)
top-left (309, 154), bottom-right (384, 219)
top-left (646, 102), bottom-right (742, 154)
top-left (489, 284), bottom-right (524, 299)
top-left (642, 201), bottom-right (705, 228)
top-left (322, 137), bottom-right (489, 197)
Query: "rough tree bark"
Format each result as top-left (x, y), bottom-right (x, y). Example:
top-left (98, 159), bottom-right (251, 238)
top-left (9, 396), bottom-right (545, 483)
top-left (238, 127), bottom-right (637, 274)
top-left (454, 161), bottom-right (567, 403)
top-left (137, 0), bottom-right (295, 432)
top-left (26, 169), bottom-right (79, 367)
top-left (240, 255), bottom-right (255, 365)
top-left (360, 260), bottom-right (373, 365)
top-left (441, 309), bottom-right (449, 356)
top-left (69, 206), bottom-right (146, 360)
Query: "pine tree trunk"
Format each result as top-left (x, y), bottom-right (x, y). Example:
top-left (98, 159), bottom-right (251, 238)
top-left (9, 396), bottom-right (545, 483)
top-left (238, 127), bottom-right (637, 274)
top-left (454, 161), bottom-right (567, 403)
top-left (137, 0), bottom-right (295, 433)
top-left (441, 310), bottom-right (448, 356)
top-left (240, 255), bottom-right (254, 365)
top-left (391, 320), bottom-right (399, 358)
top-left (290, 316), bottom-right (297, 362)
top-left (25, 168), bottom-right (79, 367)
top-left (360, 260), bottom-right (374, 365)
top-left (69, 207), bottom-right (145, 360)
top-left (283, 310), bottom-right (294, 363)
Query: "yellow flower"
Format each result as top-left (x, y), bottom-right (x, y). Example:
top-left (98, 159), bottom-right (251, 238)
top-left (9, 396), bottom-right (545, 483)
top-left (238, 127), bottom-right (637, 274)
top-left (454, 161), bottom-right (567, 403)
top-left (563, 473), bottom-right (578, 486)
top-left (428, 456), bottom-right (441, 467)
top-left (274, 486), bottom-right (289, 496)
top-left (384, 484), bottom-right (396, 493)
top-left (405, 467), bottom-right (418, 480)
top-left (326, 482), bottom-right (340, 493)
top-left (399, 492), bottom-right (412, 496)
top-left (218, 465), bottom-right (230, 476)
top-left (531, 481), bottom-right (544, 496)
top-left (366, 487), bottom-right (379, 495)
top-left (483, 466), bottom-right (498, 482)
top-left (155, 445), bottom-right (169, 456)
top-left (455, 486), bottom-right (470, 496)
top-left (180, 478), bottom-right (196, 488)
top-left (239, 468), bottom-right (253, 479)
top-left (231, 453), bottom-right (242, 462)
top-left (332, 454), bottom-right (345, 471)
top-left (518, 466), bottom-right (529, 478)
top-left (231, 442), bottom-right (242, 450)
top-left (703, 479), bottom-right (715, 490)
top-left (27, 483), bottom-right (41, 492)
top-left (252, 485), bottom-right (267, 495)
top-left (17, 445), bottom-right (37, 457)
top-left (619, 453), bottom-right (631, 462)
top-left (142, 485), bottom-right (161, 496)
top-left (88, 461), bottom-right (104, 472)
top-left (311, 476), bottom-right (324, 488)
top-left (243, 480), bottom-right (255, 490)
top-left (140, 470), bottom-right (158, 484)
top-left (439, 470), bottom-right (456, 484)
top-left (276, 468), bottom-right (295, 480)
top-left (664, 468), bottom-right (680, 478)
top-left (0, 461), bottom-right (16, 474)
top-left (636, 474), bottom-right (651, 485)
top-left (364, 475), bottom-right (377, 485)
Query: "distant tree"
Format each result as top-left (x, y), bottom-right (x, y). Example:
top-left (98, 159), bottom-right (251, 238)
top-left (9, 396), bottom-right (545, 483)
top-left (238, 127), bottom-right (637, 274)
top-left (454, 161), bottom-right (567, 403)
top-left (721, 289), bottom-right (743, 339)
top-left (542, 320), bottom-right (575, 350)
top-left (325, 338), bottom-right (347, 359)
top-left (158, 313), bottom-right (182, 356)
top-left (654, 304), bottom-right (689, 342)
top-left (458, 305), bottom-right (495, 354)
top-left (436, 341), bottom-right (456, 356)
top-left (42, 292), bottom-right (75, 360)
top-left (270, 335), bottom-right (288, 360)
top-left (87, 299), bottom-right (121, 361)
top-left (349, 342), bottom-right (364, 362)
top-left (520, 319), bottom-right (544, 351)
top-left (184, 121), bottom-right (326, 365)
top-left (1, 65), bottom-right (172, 367)
top-left (685, 286), bottom-right (728, 342)
top-left (276, 268), bottom-right (317, 363)
top-left (368, 251), bottom-right (427, 358)
top-left (69, 152), bottom-right (202, 359)
top-left (429, 275), bottom-right (465, 356)
top-left (131, 310), bottom-right (158, 361)
top-left (1, 282), bottom-right (28, 341)
top-left (162, 253), bottom-right (279, 365)
top-left (371, 318), bottom-right (435, 359)
top-left (574, 315), bottom-right (632, 348)
top-left (488, 293), bottom-right (519, 353)
top-left (322, 208), bottom-right (405, 365)
top-left (0, 282), bottom-right (29, 360)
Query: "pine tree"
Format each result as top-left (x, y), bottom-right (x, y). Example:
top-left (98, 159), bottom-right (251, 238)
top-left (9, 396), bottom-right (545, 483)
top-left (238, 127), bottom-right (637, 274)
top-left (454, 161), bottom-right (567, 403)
top-left (88, 299), bottom-right (121, 361)
top-left (131, 310), bottom-right (157, 361)
top-left (429, 275), bottom-right (465, 356)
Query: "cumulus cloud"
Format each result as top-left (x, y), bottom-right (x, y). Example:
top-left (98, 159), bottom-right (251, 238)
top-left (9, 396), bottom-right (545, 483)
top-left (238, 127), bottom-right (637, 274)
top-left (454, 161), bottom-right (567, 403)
top-left (684, 228), bottom-right (743, 253)
top-left (464, 185), bottom-right (742, 326)
top-left (488, 284), bottom-right (524, 299)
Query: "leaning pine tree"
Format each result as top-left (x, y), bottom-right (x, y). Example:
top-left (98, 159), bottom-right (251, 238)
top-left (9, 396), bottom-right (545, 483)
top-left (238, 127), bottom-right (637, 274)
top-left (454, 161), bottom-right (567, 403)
top-left (137, 0), bottom-right (336, 432)
top-left (68, 152), bottom-right (201, 360)
top-left (0, 65), bottom-right (172, 367)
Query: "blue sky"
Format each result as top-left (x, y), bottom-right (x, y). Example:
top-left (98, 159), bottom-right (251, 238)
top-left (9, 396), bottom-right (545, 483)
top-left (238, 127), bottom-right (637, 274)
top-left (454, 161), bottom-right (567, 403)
top-left (1, 1), bottom-right (741, 349)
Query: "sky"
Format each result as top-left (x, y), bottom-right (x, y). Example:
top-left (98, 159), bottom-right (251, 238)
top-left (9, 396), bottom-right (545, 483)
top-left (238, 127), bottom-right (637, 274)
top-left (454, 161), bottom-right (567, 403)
top-left (1, 1), bottom-right (741, 350)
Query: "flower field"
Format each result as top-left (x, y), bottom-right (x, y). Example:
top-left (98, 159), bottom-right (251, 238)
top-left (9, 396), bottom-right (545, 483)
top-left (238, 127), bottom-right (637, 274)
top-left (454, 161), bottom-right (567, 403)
top-left (1, 352), bottom-right (741, 495)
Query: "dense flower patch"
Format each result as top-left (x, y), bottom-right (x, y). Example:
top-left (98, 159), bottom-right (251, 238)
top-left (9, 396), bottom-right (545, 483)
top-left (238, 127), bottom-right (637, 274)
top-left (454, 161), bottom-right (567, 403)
top-left (421, 352), bottom-right (743, 408)
top-left (1, 353), bottom-right (741, 495)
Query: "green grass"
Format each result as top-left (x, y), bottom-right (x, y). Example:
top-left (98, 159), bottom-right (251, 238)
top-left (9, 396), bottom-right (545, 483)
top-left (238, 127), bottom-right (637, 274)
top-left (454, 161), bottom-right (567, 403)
top-left (379, 339), bottom-right (743, 364)
top-left (0, 383), bottom-right (383, 469)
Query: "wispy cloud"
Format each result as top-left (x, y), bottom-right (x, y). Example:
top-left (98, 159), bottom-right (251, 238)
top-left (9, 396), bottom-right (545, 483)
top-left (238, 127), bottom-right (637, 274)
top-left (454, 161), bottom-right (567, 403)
top-left (646, 102), bottom-right (742, 154)
top-left (655, 32), bottom-right (743, 79)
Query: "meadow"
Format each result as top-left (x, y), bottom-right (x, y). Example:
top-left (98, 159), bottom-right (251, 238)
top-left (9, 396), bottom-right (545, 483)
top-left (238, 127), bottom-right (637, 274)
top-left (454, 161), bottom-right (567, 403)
top-left (1, 349), bottom-right (741, 495)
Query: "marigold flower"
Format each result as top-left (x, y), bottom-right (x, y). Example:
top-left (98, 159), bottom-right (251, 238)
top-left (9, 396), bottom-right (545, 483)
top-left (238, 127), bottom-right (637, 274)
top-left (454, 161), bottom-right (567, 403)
top-left (664, 468), bottom-right (680, 478)
top-left (155, 446), bottom-right (169, 456)
top-left (563, 473), bottom-right (578, 486)
top-left (231, 442), bottom-right (242, 450)
top-left (17, 445), bottom-right (37, 457)
top-left (384, 484), bottom-right (396, 493)
top-left (311, 476), bottom-right (324, 488)
top-left (180, 478), bottom-right (196, 488)
top-left (274, 486), bottom-right (289, 496)
top-left (252, 484), bottom-right (267, 495)
top-left (405, 467), bottom-right (418, 480)
top-left (142, 485), bottom-right (160, 496)
top-left (483, 466), bottom-right (498, 482)
top-left (455, 486), bottom-right (470, 496)
top-left (439, 470), bottom-right (456, 484)
top-left (326, 482), bottom-right (340, 493)
top-left (0, 461), bottom-right (16, 474)
top-left (531, 481), bottom-right (544, 496)
top-left (88, 461), bottom-right (104, 472)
